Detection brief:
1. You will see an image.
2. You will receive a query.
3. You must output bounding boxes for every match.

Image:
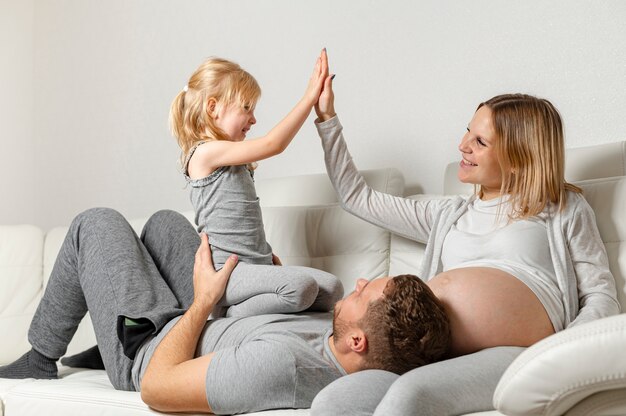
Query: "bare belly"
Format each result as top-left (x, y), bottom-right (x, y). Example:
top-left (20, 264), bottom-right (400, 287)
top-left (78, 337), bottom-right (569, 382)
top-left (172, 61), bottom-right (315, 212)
top-left (427, 267), bottom-right (555, 357)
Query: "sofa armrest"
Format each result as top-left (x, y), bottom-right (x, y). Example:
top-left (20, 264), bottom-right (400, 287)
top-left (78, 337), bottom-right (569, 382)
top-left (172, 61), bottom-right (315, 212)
top-left (493, 313), bottom-right (626, 415)
top-left (565, 388), bottom-right (626, 416)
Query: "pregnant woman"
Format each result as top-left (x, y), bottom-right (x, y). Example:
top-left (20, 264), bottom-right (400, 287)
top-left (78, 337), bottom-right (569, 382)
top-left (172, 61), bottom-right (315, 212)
top-left (310, 59), bottom-right (619, 415)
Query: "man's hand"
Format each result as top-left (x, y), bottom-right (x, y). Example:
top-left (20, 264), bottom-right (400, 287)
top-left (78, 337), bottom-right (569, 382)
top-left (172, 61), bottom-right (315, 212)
top-left (193, 233), bottom-right (238, 308)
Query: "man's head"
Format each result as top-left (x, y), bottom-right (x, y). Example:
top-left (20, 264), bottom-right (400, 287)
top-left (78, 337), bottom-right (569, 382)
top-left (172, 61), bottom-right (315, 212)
top-left (332, 274), bottom-right (450, 375)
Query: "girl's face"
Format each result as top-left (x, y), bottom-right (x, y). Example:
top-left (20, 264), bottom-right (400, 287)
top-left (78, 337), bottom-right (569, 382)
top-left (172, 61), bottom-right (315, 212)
top-left (214, 102), bottom-right (256, 142)
top-left (457, 105), bottom-right (503, 199)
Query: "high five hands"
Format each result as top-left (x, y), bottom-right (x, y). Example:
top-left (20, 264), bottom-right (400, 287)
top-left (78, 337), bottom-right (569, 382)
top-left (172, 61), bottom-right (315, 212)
top-left (314, 49), bottom-right (336, 122)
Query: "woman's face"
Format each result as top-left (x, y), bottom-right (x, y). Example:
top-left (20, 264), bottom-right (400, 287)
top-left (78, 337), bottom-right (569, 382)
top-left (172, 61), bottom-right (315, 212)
top-left (457, 105), bottom-right (503, 199)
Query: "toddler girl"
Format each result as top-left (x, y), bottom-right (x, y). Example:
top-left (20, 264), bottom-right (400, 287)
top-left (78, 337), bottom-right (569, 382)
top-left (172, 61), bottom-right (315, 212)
top-left (169, 50), bottom-right (343, 317)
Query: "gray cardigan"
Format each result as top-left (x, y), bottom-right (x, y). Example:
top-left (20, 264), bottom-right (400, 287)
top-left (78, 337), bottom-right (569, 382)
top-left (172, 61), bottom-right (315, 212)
top-left (316, 116), bottom-right (620, 329)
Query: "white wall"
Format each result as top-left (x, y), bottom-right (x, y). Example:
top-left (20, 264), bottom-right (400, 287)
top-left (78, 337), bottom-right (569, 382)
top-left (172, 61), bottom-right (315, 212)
top-left (1, 0), bottom-right (35, 224)
top-left (4, 0), bottom-right (626, 229)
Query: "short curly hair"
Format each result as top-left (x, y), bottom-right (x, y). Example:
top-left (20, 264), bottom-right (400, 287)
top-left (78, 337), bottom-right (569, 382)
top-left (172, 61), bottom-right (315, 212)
top-left (358, 274), bottom-right (450, 374)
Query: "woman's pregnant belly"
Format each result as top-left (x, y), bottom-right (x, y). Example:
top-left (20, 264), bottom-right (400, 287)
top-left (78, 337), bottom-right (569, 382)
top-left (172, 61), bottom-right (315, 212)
top-left (427, 267), bottom-right (555, 356)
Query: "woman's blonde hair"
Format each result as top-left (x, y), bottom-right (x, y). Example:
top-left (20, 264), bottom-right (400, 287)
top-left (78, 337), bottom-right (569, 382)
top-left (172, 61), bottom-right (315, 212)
top-left (169, 57), bottom-right (261, 167)
top-left (478, 93), bottom-right (581, 219)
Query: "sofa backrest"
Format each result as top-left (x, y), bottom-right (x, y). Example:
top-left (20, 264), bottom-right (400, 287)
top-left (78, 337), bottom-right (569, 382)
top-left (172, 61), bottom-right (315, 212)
top-left (256, 168), bottom-right (405, 207)
top-left (259, 168), bottom-right (405, 292)
top-left (576, 176), bottom-right (626, 309)
top-left (0, 225), bottom-right (44, 364)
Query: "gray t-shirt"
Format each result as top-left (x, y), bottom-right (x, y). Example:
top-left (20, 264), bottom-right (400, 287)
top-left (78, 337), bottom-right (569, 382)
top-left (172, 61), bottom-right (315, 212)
top-left (132, 312), bottom-right (346, 415)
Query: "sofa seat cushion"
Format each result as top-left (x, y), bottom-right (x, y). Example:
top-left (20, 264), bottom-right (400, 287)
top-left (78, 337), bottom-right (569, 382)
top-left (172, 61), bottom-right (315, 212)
top-left (4, 369), bottom-right (152, 416)
top-left (3, 367), bottom-right (311, 416)
top-left (0, 378), bottom-right (32, 416)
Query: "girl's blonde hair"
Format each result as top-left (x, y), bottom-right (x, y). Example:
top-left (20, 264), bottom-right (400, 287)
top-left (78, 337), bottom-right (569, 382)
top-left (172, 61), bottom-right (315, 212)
top-left (169, 57), bottom-right (261, 167)
top-left (478, 93), bottom-right (581, 219)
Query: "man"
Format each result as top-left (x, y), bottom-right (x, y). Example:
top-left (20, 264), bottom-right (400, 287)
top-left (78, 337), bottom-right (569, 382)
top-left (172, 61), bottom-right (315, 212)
top-left (0, 208), bottom-right (449, 414)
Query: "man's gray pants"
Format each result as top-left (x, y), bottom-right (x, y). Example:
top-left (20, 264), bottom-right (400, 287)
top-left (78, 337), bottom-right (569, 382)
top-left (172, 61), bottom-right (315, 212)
top-left (28, 208), bottom-right (199, 391)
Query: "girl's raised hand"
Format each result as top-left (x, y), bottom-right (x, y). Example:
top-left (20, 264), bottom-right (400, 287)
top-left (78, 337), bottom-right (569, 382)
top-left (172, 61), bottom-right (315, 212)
top-left (303, 49), bottom-right (329, 106)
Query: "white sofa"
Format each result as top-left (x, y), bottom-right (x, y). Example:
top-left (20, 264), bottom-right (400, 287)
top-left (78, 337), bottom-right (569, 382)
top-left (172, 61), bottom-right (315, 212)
top-left (1, 140), bottom-right (625, 416)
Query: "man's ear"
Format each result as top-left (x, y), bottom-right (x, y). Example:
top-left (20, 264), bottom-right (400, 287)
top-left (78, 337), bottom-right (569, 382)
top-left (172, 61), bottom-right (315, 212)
top-left (346, 329), bottom-right (367, 354)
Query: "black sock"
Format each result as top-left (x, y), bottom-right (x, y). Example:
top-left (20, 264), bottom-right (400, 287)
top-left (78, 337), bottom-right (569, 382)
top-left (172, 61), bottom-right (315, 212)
top-left (0, 349), bottom-right (58, 379)
top-left (61, 345), bottom-right (105, 370)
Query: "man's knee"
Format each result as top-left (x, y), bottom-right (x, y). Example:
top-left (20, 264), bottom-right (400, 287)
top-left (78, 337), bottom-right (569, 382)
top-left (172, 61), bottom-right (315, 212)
top-left (146, 209), bottom-right (184, 226)
top-left (142, 210), bottom-right (190, 239)
top-left (72, 207), bottom-right (125, 230)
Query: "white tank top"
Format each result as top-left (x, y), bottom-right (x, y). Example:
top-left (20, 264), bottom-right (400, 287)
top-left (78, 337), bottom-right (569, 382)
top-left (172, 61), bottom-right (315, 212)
top-left (441, 196), bottom-right (565, 331)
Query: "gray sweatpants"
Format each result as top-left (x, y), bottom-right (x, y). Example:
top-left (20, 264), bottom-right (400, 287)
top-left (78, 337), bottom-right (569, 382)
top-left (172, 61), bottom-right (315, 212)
top-left (310, 346), bottom-right (524, 416)
top-left (28, 208), bottom-right (195, 390)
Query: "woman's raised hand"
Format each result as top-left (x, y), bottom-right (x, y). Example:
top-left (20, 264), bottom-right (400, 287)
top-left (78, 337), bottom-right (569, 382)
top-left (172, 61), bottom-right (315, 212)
top-left (303, 49), bottom-right (329, 106)
top-left (314, 50), bottom-right (336, 122)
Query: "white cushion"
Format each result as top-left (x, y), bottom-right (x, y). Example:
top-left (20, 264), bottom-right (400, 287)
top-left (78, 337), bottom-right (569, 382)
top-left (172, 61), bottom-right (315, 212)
top-left (494, 313), bottom-right (626, 415)
top-left (256, 168), bottom-right (405, 206)
top-left (0, 225), bottom-right (43, 364)
top-left (565, 141), bottom-right (626, 182)
top-left (564, 388), bottom-right (626, 416)
top-left (3, 367), bottom-right (312, 416)
top-left (576, 176), bottom-right (626, 308)
top-left (264, 204), bottom-right (391, 292)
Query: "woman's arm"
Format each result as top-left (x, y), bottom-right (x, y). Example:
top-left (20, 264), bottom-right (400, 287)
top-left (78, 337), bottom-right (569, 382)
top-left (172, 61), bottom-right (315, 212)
top-left (313, 63), bottom-right (450, 243)
top-left (190, 50), bottom-right (328, 176)
top-left (566, 196), bottom-right (620, 327)
top-left (315, 116), bottom-right (446, 243)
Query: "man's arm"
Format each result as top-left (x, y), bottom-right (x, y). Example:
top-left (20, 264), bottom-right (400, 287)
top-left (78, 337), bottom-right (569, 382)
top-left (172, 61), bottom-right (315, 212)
top-left (140, 233), bottom-right (238, 413)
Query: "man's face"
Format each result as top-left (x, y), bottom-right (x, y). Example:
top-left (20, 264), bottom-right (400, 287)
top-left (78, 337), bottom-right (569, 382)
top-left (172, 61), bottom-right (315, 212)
top-left (332, 277), bottom-right (391, 337)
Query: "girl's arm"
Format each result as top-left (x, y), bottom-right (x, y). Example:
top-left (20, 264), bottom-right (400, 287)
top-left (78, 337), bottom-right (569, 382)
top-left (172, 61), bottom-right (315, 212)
top-left (566, 196), bottom-right (620, 327)
top-left (189, 50), bottom-right (328, 177)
